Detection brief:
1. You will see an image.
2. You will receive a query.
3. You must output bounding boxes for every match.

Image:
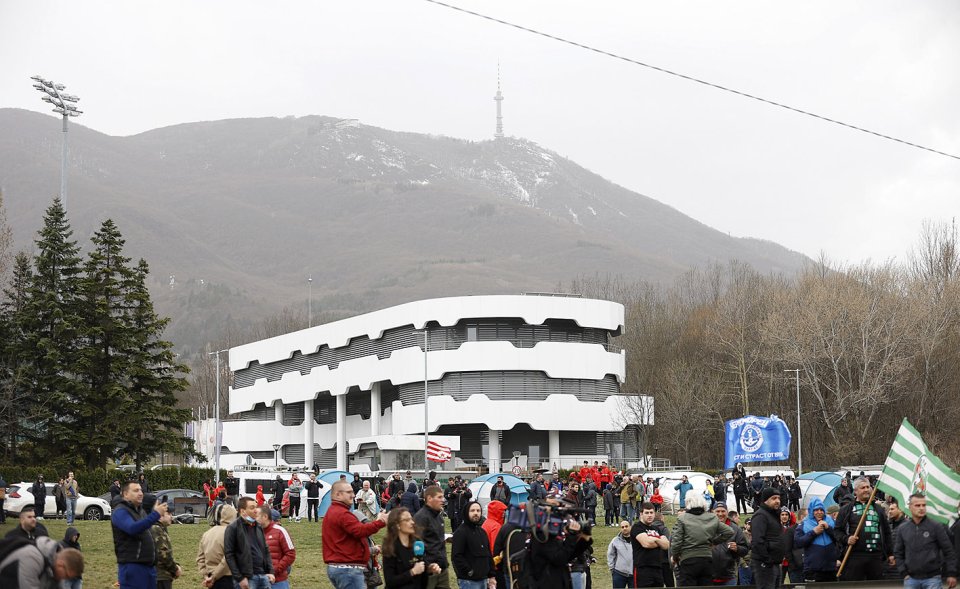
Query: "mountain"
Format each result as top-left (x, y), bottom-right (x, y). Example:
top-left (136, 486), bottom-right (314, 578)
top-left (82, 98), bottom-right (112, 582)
top-left (0, 108), bottom-right (808, 355)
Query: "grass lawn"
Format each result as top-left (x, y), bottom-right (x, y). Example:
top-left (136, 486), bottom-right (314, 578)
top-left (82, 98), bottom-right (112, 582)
top-left (1, 513), bottom-right (678, 589)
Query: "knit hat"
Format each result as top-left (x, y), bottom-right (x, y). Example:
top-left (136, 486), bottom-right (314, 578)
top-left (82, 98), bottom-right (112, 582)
top-left (760, 487), bottom-right (779, 502)
top-left (270, 509), bottom-right (281, 522)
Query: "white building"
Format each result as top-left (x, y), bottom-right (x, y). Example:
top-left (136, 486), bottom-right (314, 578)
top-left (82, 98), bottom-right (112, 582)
top-left (220, 294), bottom-right (648, 472)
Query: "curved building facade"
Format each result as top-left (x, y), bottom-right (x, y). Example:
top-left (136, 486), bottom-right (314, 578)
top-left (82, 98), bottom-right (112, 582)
top-left (222, 294), bottom-right (646, 472)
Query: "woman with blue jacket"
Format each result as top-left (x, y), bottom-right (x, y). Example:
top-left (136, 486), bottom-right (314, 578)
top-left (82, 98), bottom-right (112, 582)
top-left (794, 498), bottom-right (838, 582)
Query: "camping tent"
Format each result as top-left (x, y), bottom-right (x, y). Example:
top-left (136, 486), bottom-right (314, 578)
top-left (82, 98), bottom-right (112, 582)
top-left (796, 471), bottom-right (842, 510)
top-left (468, 473), bottom-right (530, 514)
top-left (316, 470), bottom-right (351, 517)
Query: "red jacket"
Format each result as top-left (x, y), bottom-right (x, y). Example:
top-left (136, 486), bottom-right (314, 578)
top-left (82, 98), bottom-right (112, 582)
top-left (483, 500), bottom-right (507, 554)
top-left (321, 500), bottom-right (385, 565)
top-left (263, 522), bottom-right (296, 582)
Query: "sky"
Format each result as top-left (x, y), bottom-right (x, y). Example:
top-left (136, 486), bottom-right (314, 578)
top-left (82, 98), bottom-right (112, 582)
top-left (2, 0), bottom-right (958, 264)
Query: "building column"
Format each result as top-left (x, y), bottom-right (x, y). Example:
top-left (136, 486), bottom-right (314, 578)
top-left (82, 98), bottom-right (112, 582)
top-left (304, 399), bottom-right (314, 468)
top-left (549, 430), bottom-right (560, 469)
top-left (370, 383), bottom-right (381, 436)
top-left (488, 428), bottom-right (501, 474)
top-left (336, 394), bottom-right (347, 470)
top-left (275, 401), bottom-right (284, 424)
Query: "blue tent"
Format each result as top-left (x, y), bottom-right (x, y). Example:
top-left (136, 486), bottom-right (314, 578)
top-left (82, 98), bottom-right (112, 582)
top-left (317, 470), bottom-right (352, 517)
top-left (468, 473), bottom-right (530, 512)
top-left (797, 471), bottom-right (842, 509)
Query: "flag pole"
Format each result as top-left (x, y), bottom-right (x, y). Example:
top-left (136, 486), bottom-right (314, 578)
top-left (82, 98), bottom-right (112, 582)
top-left (423, 327), bottom-right (429, 477)
top-left (836, 483), bottom-right (880, 578)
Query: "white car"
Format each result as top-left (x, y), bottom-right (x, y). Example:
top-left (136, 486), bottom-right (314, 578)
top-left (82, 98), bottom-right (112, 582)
top-left (5, 482), bottom-right (112, 521)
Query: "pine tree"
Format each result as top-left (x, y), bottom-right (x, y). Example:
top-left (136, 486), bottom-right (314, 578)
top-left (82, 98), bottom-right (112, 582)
top-left (73, 219), bottom-right (139, 468)
top-left (20, 198), bottom-right (85, 462)
top-left (0, 252), bottom-right (33, 461)
top-left (121, 258), bottom-right (194, 468)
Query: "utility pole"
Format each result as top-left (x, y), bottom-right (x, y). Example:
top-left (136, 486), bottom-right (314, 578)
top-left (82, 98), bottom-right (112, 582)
top-left (784, 369), bottom-right (802, 474)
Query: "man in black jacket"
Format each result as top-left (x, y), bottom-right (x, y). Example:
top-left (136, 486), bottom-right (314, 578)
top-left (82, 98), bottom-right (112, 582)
top-left (223, 471), bottom-right (240, 506)
top-left (451, 501), bottom-right (496, 589)
top-left (528, 516), bottom-right (592, 589)
top-left (834, 477), bottom-right (894, 581)
top-left (111, 480), bottom-right (168, 588)
top-left (30, 475), bottom-right (47, 519)
top-left (224, 497), bottom-right (275, 589)
top-left (445, 477), bottom-right (472, 533)
top-left (415, 485), bottom-right (450, 589)
top-left (893, 494), bottom-right (956, 589)
top-left (750, 488), bottom-right (786, 589)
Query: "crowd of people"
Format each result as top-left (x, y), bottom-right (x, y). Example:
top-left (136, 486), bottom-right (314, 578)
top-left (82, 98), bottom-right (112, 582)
top-left (2, 468), bottom-right (959, 589)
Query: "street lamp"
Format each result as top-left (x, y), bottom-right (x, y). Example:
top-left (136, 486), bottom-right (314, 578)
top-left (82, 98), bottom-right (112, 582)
top-left (273, 444), bottom-right (282, 467)
top-left (784, 369), bottom-right (802, 474)
top-left (30, 75), bottom-right (82, 211)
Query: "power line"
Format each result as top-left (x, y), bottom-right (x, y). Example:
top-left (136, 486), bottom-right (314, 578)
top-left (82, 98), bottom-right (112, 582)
top-left (423, 0), bottom-right (960, 162)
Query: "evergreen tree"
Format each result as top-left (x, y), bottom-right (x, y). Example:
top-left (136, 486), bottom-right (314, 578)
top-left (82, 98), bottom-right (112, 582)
top-left (73, 219), bottom-right (139, 468)
top-left (121, 259), bottom-right (193, 468)
top-left (20, 198), bottom-right (84, 462)
top-left (0, 252), bottom-right (33, 460)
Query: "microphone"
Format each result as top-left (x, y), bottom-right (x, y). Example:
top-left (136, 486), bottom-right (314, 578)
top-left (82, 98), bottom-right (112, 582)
top-left (413, 540), bottom-right (425, 558)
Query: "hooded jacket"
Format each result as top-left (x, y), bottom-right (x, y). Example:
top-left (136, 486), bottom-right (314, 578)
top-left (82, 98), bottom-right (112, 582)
top-left (0, 535), bottom-right (61, 589)
top-left (671, 507), bottom-right (734, 563)
top-left (400, 482), bottom-right (421, 513)
top-left (482, 500), bottom-right (507, 553)
top-left (451, 500), bottom-right (496, 581)
top-left (152, 521), bottom-right (180, 581)
top-left (197, 504), bottom-right (237, 582)
top-left (60, 527), bottom-right (81, 551)
top-left (414, 500), bottom-right (449, 570)
top-left (607, 532), bottom-right (634, 577)
top-left (794, 498), bottom-right (837, 573)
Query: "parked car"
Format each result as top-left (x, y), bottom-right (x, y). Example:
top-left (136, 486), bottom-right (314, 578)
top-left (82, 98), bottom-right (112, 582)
top-left (153, 488), bottom-right (207, 519)
top-left (5, 482), bottom-right (112, 520)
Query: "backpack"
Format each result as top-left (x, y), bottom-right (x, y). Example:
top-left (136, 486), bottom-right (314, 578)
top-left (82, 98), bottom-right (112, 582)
top-left (0, 536), bottom-right (53, 589)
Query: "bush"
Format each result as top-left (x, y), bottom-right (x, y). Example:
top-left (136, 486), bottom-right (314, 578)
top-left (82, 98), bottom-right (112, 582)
top-left (0, 465), bottom-right (225, 495)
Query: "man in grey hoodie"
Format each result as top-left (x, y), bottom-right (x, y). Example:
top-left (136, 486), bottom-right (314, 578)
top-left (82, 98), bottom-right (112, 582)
top-left (607, 520), bottom-right (634, 588)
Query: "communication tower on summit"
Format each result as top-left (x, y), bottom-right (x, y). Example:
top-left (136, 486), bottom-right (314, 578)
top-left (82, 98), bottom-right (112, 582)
top-left (494, 64), bottom-right (504, 139)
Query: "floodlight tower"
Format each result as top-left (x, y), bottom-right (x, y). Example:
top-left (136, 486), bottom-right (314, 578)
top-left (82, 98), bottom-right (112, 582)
top-left (31, 76), bottom-right (82, 211)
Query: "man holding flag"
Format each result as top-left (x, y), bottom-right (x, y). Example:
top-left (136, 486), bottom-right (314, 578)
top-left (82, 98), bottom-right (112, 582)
top-left (836, 419), bottom-right (960, 587)
top-left (834, 477), bottom-right (894, 581)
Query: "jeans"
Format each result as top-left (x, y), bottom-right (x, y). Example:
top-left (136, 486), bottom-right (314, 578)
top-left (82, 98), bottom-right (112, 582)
top-left (327, 566), bottom-right (366, 589)
top-left (118, 563), bottom-right (157, 589)
top-left (307, 498), bottom-right (319, 521)
top-left (905, 577), bottom-right (943, 589)
top-left (457, 580), bottom-right (487, 589)
top-left (677, 557), bottom-right (713, 587)
top-left (753, 563), bottom-right (781, 589)
top-left (61, 579), bottom-right (83, 589)
top-left (611, 570), bottom-right (632, 589)
top-left (66, 498), bottom-right (78, 523)
top-left (271, 581), bottom-right (290, 589)
top-left (236, 575), bottom-right (272, 589)
top-left (620, 503), bottom-right (634, 521)
top-left (570, 571), bottom-right (586, 589)
top-left (737, 566), bottom-right (753, 586)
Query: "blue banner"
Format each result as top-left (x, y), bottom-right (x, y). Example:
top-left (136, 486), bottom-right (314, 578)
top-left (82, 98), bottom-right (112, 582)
top-left (724, 415), bottom-right (792, 469)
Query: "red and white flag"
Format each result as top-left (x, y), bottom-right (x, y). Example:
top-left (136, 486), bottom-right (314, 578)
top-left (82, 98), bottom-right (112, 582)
top-left (426, 441), bottom-right (452, 463)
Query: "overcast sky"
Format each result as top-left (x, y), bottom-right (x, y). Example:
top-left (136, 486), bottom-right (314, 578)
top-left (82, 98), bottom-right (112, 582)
top-left (2, 1), bottom-right (958, 264)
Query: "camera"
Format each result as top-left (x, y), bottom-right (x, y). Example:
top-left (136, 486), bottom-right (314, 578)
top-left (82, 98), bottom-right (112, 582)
top-left (506, 500), bottom-right (591, 538)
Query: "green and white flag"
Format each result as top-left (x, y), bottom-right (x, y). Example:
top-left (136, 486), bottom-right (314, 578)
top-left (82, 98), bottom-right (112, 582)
top-left (877, 418), bottom-right (960, 525)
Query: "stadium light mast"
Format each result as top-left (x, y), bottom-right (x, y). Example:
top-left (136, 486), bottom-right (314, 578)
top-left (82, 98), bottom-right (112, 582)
top-left (31, 76), bottom-right (82, 211)
top-left (784, 369), bottom-right (802, 474)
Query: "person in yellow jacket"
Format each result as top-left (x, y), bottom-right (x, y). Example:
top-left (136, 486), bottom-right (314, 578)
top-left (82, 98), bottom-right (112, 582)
top-left (619, 476), bottom-right (638, 521)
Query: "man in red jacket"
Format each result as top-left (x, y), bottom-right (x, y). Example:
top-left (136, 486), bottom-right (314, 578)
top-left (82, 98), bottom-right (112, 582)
top-left (257, 506), bottom-right (296, 589)
top-left (322, 480), bottom-right (388, 589)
